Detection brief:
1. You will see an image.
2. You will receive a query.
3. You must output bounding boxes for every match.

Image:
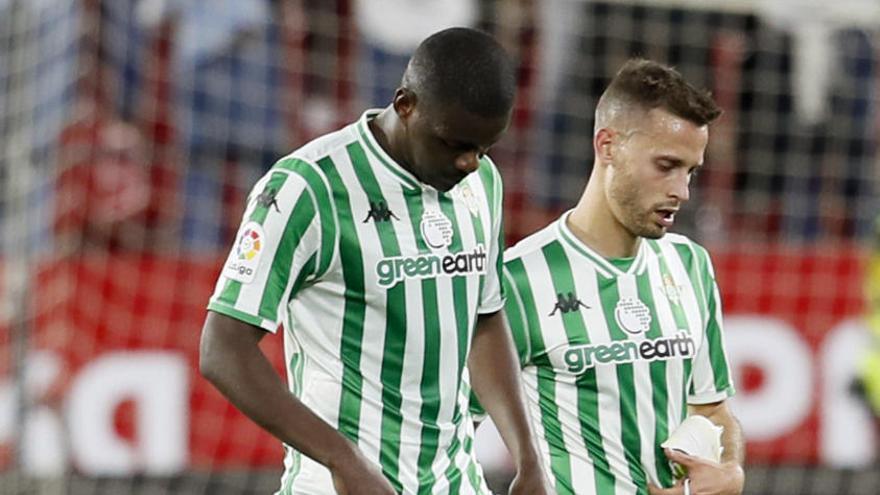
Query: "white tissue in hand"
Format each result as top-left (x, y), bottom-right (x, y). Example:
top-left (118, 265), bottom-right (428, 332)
top-left (661, 415), bottom-right (723, 478)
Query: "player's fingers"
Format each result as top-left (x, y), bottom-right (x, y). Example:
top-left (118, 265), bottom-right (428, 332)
top-left (647, 482), bottom-right (683, 495)
top-left (664, 448), bottom-right (700, 466)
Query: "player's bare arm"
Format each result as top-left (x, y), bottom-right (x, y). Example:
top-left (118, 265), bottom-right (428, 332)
top-left (649, 400), bottom-right (744, 495)
top-left (468, 310), bottom-right (550, 495)
top-left (199, 311), bottom-right (395, 495)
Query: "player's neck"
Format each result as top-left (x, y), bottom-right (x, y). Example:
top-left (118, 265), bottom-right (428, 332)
top-left (368, 106), bottom-right (413, 173)
top-left (568, 180), bottom-right (641, 259)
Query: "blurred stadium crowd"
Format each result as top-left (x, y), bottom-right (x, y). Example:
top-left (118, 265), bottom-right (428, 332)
top-left (2, 0), bottom-right (877, 253)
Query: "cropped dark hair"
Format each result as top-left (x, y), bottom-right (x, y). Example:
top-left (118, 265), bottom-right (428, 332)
top-left (600, 58), bottom-right (721, 126)
top-left (404, 27), bottom-right (516, 117)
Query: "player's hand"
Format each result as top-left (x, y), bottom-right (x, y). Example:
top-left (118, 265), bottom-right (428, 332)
top-left (647, 448), bottom-right (744, 495)
top-left (507, 461), bottom-right (552, 495)
top-left (330, 450), bottom-right (397, 495)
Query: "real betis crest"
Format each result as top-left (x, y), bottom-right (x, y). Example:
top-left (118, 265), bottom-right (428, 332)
top-left (663, 273), bottom-right (681, 305)
top-left (454, 182), bottom-right (481, 216)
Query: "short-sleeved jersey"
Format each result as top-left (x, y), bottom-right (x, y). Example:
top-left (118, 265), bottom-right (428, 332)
top-left (501, 212), bottom-right (735, 495)
top-left (207, 110), bottom-right (506, 495)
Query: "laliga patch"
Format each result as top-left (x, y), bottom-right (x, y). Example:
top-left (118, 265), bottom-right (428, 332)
top-left (225, 222), bottom-right (265, 283)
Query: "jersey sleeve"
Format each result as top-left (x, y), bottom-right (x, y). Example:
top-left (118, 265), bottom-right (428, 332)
top-left (688, 245), bottom-right (736, 404)
top-left (477, 161), bottom-right (506, 314)
top-left (207, 159), bottom-right (335, 333)
top-left (503, 266), bottom-right (534, 368)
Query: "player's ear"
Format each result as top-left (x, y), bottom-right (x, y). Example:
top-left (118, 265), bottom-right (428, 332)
top-left (393, 87), bottom-right (417, 122)
top-left (594, 128), bottom-right (615, 166)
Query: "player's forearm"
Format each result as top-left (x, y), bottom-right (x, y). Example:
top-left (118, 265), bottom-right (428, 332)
top-left (200, 311), bottom-right (358, 470)
top-left (716, 412), bottom-right (745, 466)
top-left (690, 401), bottom-right (745, 466)
top-left (468, 311), bottom-right (541, 468)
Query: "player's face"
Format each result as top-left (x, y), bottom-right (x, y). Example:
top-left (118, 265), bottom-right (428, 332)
top-left (606, 108), bottom-right (708, 239)
top-left (397, 94), bottom-right (511, 192)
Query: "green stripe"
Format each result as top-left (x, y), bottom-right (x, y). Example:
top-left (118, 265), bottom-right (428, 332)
top-left (638, 242), bottom-right (674, 487)
top-left (416, 280), bottom-right (441, 495)
top-left (594, 268), bottom-right (644, 492)
top-left (289, 254), bottom-right (317, 302)
top-left (252, 171), bottom-right (290, 223)
top-left (258, 193), bottom-right (316, 320)
top-left (440, 193), bottom-right (475, 387)
top-left (281, 313), bottom-right (307, 493)
top-left (462, 434), bottom-right (484, 494)
top-left (275, 159), bottom-right (337, 278)
top-left (706, 282), bottom-right (733, 393)
top-left (442, 433), bottom-right (464, 495)
top-left (671, 243), bottom-right (707, 323)
top-left (542, 242), bottom-right (617, 494)
top-left (673, 242), bottom-right (731, 397)
top-left (216, 279), bottom-right (243, 309)
top-left (346, 142), bottom-right (406, 492)
top-left (665, 244), bottom-right (695, 402)
top-left (316, 155), bottom-right (368, 446)
top-left (476, 159), bottom-right (497, 218)
top-left (480, 161), bottom-right (506, 303)
top-left (439, 192), bottom-right (475, 490)
top-left (495, 215), bottom-right (506, 301)
top-left (694, 245), bottom-right (732, 393)
top-left (505, 257), bottom-right (574, 493)
top-left (279, 445), bottom-right (302, 495)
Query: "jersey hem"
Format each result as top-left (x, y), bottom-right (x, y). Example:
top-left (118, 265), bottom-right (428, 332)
top-left (477, 298), bottom-right (505, 315)
top-left (687, 386), bottom-right (736, 405)
top-left (207, 302), bottom-right (277, 333)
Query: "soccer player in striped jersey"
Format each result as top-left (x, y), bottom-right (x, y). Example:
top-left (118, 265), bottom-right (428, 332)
top-left (199, 28), bottom-right (548, 495)
top-left (500, 59), bottom-right (744, 495)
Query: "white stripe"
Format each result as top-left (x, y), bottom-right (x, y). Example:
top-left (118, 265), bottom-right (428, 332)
top-left (556, 370), bottom-right (597, 494)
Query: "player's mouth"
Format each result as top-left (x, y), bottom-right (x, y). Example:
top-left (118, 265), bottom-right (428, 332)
top-left (655, 207), bottom-right (678, 228)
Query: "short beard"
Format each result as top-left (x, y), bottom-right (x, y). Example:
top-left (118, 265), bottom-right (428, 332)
top-left (609, 170), bottom-right (666, 240)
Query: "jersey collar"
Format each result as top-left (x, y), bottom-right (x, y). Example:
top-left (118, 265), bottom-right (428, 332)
top-left (355, 109), bottom-right (422, 191)
top-left (556, 210), bottom-right (649, 278)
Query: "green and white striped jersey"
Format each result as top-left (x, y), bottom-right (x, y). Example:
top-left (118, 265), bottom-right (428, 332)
top-left (207, 110), bottom-right (506, 495)
top-left (502, 212), bottom-right (735, 495)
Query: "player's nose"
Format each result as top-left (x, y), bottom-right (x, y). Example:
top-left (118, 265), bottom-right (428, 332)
top-left (454, 151), bottom-right (481, 175)
top-left (669, 172), bottom-right (690, 202)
